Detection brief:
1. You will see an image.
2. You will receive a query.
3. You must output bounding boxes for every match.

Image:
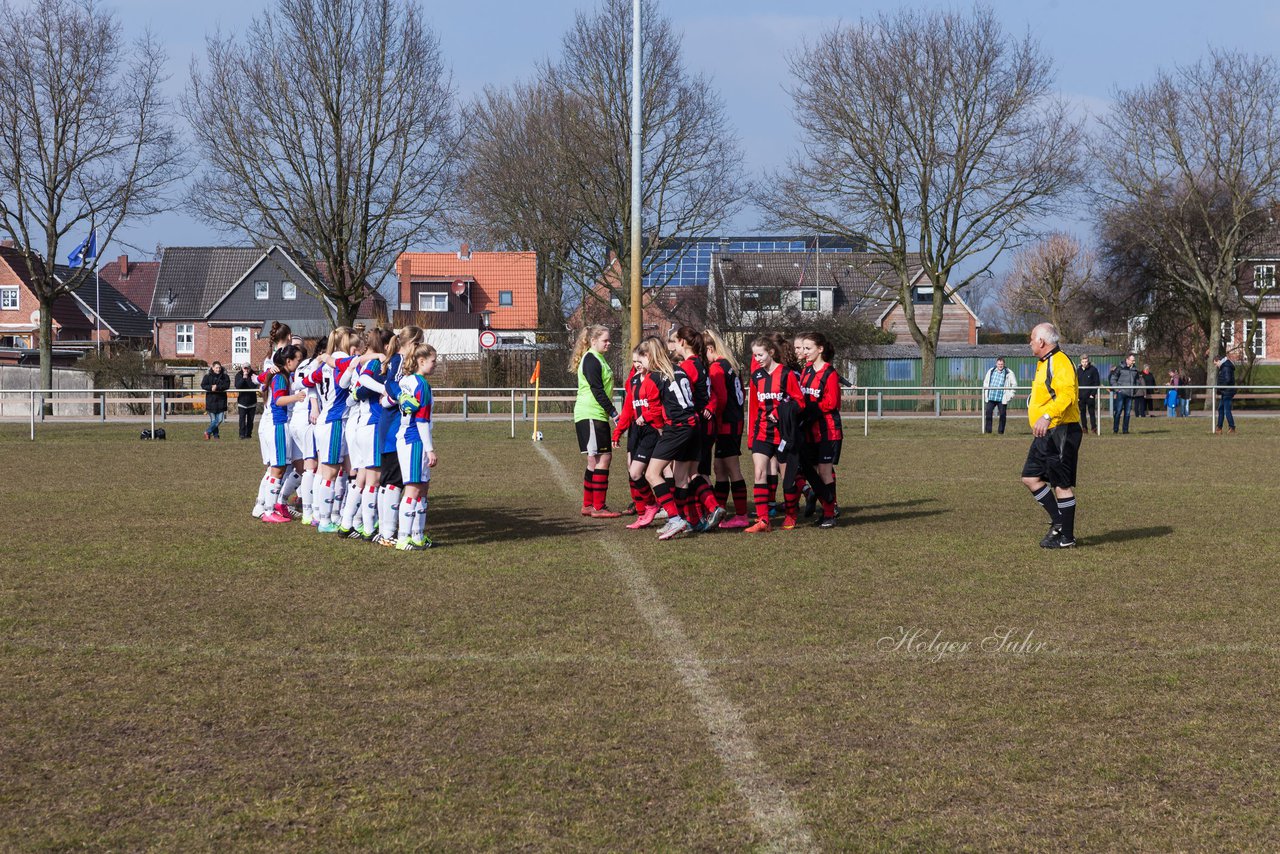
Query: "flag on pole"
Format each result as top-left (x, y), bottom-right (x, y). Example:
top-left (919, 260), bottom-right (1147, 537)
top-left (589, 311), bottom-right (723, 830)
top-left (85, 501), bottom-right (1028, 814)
top-left (67, 229), bottom-right (98, 268)
top-left (529, 360), bottom-right (541, 384)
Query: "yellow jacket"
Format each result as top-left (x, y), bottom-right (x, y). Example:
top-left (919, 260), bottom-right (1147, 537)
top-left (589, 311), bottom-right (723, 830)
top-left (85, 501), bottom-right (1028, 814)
top-left (1028, 348), bottom-right (1080, 427)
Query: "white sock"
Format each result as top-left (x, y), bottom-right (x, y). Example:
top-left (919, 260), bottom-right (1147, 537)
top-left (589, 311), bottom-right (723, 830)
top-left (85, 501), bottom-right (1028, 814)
top-left (397, 496), bottom-right (416, 543)
top-left (280, 469), bottom-right (302, 502)
top-left (300, 470), bottom-right (315, 516)
top-left (332, 476), bottom-right (347, 520)
top-left (254, 472), bottom-right (273, 511)
top-left (316, 479), bottom-right (335, 523)
top-left (415, 497), bottom-right (428, 539)
top-left (379, 485), bottom-right (400, 540)
top-left (340, 480), bottom-right (362, 529)
top-left (266, 476), bottom-right (282, 510)
top-left (361, 486), bottom-right (378, 535)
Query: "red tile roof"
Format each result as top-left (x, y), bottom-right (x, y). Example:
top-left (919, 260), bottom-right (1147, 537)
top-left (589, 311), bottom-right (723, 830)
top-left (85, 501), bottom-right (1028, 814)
top-left (97, 256), bottom-right (159, 314)
top-left (397, 250), bottom-right (538, 330)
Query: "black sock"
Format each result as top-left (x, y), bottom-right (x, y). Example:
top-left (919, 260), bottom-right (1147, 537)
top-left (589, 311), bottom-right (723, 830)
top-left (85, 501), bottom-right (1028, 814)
top-left (1033, 485), bottom-right (1061, 526)
top-left (1056, 494), bottom-right (1076, 539)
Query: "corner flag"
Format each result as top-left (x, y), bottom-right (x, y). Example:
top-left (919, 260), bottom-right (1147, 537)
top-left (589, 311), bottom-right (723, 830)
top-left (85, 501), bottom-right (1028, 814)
top-left (529, 361), bottom-right (541, 384)
top-left (68, 229), bottom-right (98, 268)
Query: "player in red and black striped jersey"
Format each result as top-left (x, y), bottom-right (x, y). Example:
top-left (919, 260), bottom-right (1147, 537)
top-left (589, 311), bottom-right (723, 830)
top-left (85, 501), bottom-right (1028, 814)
top-left (612, 349), bottom-right (662, 529)
top-left (639, 338), bottom-right (700, 541)
top-left (745, 335), bottom-right (806, 532)
top-left (798, 331), bottom-right (843, 528)
top-left (703, 329), bottom-right (750, 528)
top-left (669, 326), bottom-right (725, 531)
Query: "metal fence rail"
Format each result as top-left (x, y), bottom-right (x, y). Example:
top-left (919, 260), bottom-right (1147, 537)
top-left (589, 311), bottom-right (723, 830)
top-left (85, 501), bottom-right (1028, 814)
top-left (3, 384), bottom-right (1276, 440)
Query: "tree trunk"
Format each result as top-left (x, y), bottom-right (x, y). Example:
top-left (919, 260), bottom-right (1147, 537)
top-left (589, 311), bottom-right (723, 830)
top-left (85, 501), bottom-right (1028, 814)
top-left (38, 297), bottom-right (55, 397)
top-left (337, 300), bottom-right (359, 328)
top-left (1205, 301), bottom-right (1222, 411)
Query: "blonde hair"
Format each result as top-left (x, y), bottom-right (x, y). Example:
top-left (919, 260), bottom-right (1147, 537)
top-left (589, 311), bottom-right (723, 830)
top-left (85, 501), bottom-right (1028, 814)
top-left (408, 343), bottom-right (437, 374)
top-left (638, 336), bottom-right (675, 382)
top-left (702, 328), bottom-right (739, 375)
top-left (326, 326), bottom-right (356, 355)
top-left (395, 325), bottom-right (424, 354)
top-left (569, 325), bottom-right (609, 373)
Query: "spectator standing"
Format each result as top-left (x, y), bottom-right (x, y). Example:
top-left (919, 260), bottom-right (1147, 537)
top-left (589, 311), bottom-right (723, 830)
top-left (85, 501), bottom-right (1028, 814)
top-left (1140, 364), bottom-right (1156, 417)
top-left (1108, 354), bottom-right (1140, 434)
top-left (1176, 369), bottom-right (1191, 417)
top-left (201, 362), bottom-right (230, 440)
top-left (982, 357), bottom-right (1017, 434)
top-left (1165, 370), bottom-right (1179, 418)
top-left (1076, 355), bottom-right (1100, 434)
top-left (1215, 353), bottom-right (1237, 434)
top-left (234, 365), bottom-right (259, 439)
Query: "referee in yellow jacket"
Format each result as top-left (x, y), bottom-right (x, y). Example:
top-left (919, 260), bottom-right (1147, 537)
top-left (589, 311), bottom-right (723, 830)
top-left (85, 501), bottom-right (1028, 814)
top-left (1021, 322), bottom-right (1081, 548)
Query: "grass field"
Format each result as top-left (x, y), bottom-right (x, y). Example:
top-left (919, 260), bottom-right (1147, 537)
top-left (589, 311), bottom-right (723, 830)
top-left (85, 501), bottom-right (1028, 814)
top-left (3, 415), bottom-right (1280, 851)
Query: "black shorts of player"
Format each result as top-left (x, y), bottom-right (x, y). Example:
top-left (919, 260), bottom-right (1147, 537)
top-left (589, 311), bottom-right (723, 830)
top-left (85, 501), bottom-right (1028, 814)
top-left (697, 422), bottom-right (715, 475)
top-left (653, 422), bottom-right (698, 462)
top-left (630, 425), bottom-right (660, 465)
top-left (1021, 422), bottom-right (1082, 489)
top-left (380, 444), bottom-right (403, 488)
top-left (714, 428), bottom-right (743, 459)
top-left (576, 418), bottom-right (611, 455)
top-left (802, 438), bottom-right (842, 466)
top-left (750, 438), bottom-right (782, 458)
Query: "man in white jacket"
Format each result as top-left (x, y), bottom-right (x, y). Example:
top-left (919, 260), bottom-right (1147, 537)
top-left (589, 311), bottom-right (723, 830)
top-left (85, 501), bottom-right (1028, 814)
top-left (983, 357), bottom-right (1017, 434)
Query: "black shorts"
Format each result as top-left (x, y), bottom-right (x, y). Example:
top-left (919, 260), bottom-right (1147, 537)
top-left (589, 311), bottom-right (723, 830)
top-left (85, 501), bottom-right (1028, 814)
top-left (653, 423), bottom-right (698, 462)
top-left (630, 425), bottom-right (660, 464)
top-left (750, 438), bottom-right (781, 458)
top-left (1021, 423), bottom-right (1082, 488)
top-left (803, 438), bottom-right (842, 465)
top-left (380, 445), bottom-right (403, 488)
top-left (714, 428), bottom-right (742, 459)
top-left (576, 419), bottom-right (611, 455)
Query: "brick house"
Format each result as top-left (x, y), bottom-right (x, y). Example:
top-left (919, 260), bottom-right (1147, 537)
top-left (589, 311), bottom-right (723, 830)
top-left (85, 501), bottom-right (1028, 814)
top-left (1227, 224), bottom-right (1280, 364)
top-left (395, 245), bottom-right (539, 354)
top-left (97, 254), bottom-right (160, 315)
top-left (150, 245), bottom-right (386, 370)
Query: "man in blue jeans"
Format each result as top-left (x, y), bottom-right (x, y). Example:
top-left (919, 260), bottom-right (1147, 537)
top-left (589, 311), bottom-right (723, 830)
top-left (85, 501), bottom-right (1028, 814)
top-left (1108, 354), bottom-right (1140, 434)
top-left (1215, 353), bottom-right (1236, 434)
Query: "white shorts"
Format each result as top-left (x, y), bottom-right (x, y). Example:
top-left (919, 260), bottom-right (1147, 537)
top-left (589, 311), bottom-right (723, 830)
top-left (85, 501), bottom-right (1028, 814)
top-left (315, 419), bottom-right (347, 466)
top-left (265, 422), bottom-right (297, 467)
top-left (397, 441), bottom-right (431, 485)
top-left (349, 420), bottom-right (377, 470)
top-left (258, 409), bottom-right (274, 465)
top-left (289, 419), bottom-right (316, 460)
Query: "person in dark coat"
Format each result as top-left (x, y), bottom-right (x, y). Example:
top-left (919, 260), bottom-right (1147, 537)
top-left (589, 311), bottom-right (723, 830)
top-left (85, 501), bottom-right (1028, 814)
top-left (201, 362), bottom-right (231, 439)
top-left (1076, 355), bottom-right (1100, 434)
top-left (1215, 354), bottom-right (1237, 433)
top-left (234, 364), bottom-right (259, 439)
top-left (1140, 364), bottom-right (1156, 417)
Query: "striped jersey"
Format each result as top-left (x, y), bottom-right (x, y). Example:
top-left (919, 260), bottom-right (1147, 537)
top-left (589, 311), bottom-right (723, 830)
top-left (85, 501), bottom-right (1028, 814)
top-left (800, 363), bottom-right (843, 442)
top-left (353, 357), bottom-right (386, 427)
top-left (709, 357), bottom-right (744, 433)
top-left (380, 353), bottom-right (404, 455)
top-left (749, 363), bottom-right (804, 444)
top-left (309, 351), bottom-right (354, 423)
top-left (396, 374), bottom-right (434, 449)
top-left (269, 372), bottom-right (291, 425)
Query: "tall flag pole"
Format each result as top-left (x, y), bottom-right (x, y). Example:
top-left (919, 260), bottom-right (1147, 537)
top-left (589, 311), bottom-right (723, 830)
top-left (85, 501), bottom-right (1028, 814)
top-left (530, 360), bottom-right (543, 441)
top-left (628, 0), bottom-right (642, 348)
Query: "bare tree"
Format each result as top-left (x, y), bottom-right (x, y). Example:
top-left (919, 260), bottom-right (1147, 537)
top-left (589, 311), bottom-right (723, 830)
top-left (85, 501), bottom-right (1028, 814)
top-left (185, 0), bottom-right (459, 327)
top-left (0, 0), bottom-right (184, 392)
top-left (1001, 233), bottom-right (1097, 342)
top-left (451, 81), bottom-right (585, 331)
top-left (546, 0), bottom-right (744, 348)
top-left (761, 6), bottom-right (1083, 391)
top-left (1093, 49), bottom-right (1280, 389)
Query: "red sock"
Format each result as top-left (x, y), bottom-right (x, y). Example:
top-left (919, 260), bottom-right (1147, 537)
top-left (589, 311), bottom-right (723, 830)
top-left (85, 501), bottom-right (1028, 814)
top-left (731, 479), bottom-right (749, 515)
top-left (592, 469), bottom-right (609, 510)
top-left (651, 480), bottom-right (679, 517)
top-left (784, 487), bottom-right (799, 515)
top-left (630, 477), bottom-right (648, 513)
top-left (767, 473), bottom-right (779, 503)
top-left (753, 483), bottom-right (770, 521)
top-left (583, 469), bottom-right (593, 508)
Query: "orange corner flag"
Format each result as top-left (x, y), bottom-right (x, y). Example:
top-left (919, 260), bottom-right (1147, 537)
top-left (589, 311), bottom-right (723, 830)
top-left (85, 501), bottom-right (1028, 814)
top-left (529, 360), bottom-right (541, 384)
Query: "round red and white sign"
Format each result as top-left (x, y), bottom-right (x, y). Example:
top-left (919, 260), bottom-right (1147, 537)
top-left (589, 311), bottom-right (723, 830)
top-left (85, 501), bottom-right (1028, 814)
top-left (479, 330), bottom-right (498, 349)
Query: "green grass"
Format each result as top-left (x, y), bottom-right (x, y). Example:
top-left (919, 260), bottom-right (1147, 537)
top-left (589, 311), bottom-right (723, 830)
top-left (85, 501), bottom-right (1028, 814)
top-left (2, 415), bottom-right (1279, 850)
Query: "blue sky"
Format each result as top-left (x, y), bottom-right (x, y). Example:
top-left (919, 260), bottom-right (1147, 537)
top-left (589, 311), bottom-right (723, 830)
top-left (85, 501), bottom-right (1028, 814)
top-left (105, 0), bottom-right (1280, 265)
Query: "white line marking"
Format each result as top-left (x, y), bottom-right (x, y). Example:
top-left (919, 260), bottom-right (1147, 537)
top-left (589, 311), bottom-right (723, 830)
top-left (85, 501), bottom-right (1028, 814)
top-left (536, 443), bottom-right (816, 853)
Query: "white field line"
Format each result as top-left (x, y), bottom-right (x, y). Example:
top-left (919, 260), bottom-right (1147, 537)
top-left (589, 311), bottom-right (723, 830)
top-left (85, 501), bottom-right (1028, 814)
top-left (535, 443), bottom-right (816, 853)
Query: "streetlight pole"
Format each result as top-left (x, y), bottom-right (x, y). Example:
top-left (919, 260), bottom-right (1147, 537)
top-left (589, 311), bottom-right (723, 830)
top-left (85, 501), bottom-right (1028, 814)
top-left (628, 0), bottom-right (642, 348)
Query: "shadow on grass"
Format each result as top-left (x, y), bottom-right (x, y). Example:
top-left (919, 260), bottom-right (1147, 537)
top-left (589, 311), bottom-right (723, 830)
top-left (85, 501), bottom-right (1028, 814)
top-left (854, 497), bottom-right (937, 512)
top-left (429, 500), bottom-right (591, 546)
top-left (1086, 525), bottom-right (1174, 546)
top-left (845, 508), bottom-right (949, 526)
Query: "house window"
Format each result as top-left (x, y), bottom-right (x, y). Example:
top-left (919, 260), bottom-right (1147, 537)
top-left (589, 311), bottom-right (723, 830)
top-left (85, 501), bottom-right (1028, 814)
top-left (176, 323), bottom-right (195, 355)
top-left (1254, 265), bottom-right (1275, 290)
top-left (255, 281), bottom-right (269, 300)
top-left (800, 289), bottom-right (819, 312)
top-left (499, 290), bottom-right (513, 306)
top-left (418, 292), bottom-right (448, 312)
top-left (0, 287), bottom-right (17, 309)
top-left (1221, 320), bottom-right (1236, 349)
top-left (282, 281), bottom-right (296, 300)
top-left (1243, 318), bottom-right (1266, 358)
top-left (885, 359), bottom-right (915, 381)
top-left (232, 326), bottom-right (251, 364)
top-left (740, 290), bottom-right (781, 312)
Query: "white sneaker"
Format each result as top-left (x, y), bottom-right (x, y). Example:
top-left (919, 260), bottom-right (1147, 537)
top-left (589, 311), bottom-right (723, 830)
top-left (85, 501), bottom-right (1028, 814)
top-left (251, 504), bottom-right (266, 519)
top-left (657, 517), bottom-right (690, 541)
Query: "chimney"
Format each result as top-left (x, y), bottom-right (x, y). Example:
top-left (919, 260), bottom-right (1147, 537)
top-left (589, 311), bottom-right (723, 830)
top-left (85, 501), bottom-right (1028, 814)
top-left (118, 254), bottom-right (129, 278)
top-left (458, 242), bottom-right (471, 261)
